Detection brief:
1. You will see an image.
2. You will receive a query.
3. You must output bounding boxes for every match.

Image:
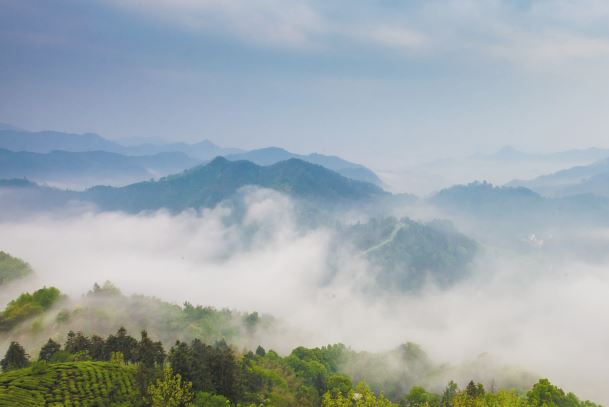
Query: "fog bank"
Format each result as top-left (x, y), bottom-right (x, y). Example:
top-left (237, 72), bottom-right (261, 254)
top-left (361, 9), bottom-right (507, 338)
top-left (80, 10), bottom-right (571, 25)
top-left (0, 189), bottom-right (607, 402)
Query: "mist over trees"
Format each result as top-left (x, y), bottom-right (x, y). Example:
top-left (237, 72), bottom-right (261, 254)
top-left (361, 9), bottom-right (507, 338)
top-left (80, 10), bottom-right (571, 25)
top-left (0, 326), bottom-right (599, 407)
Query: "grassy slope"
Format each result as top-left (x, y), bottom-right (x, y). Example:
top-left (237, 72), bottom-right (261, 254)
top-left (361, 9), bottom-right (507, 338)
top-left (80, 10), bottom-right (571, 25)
top-left (0, 362), bottom-right (136, 406)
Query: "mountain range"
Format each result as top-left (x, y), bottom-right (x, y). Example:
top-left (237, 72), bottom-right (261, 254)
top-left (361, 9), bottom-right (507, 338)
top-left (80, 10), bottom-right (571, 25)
top-left (223, 147), bottom-right (382, 185)
top-left (404, 146), bottom-right (609, 196)
top-left (0, 127), bottom-right (240, 160)
top-left (0, 157), bottom-right (387, 214)
top-left (507, 157), bottom-right (609, 198)
top-left (0, 149), bottom-right (199, 188)
top-left (0, 124), bottom-right (381, 186)
top-left (428, 181), bottom-right (609, 233)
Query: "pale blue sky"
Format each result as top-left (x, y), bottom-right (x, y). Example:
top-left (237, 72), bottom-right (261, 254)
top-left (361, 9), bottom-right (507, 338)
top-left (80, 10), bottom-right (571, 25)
top-left (1, 0), bottom-right (609, 169)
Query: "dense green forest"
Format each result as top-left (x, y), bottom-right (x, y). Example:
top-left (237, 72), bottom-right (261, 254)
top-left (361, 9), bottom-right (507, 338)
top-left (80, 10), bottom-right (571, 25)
top-left (0, 327), bottom-right (600, 407)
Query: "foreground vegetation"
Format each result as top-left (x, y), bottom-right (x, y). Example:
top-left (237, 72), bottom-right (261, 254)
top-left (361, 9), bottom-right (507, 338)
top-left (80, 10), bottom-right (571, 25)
top-left (0, 327), bottom-right (601, 407)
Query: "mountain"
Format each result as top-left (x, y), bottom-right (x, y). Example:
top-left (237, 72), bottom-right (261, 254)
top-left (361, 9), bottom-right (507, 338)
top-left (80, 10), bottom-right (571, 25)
top-left (122, 140), bottom-right (242, 160)
top-left (84, 157), bottom-right (387, 213)
top-left (0, 126), bottom-right (378, 184)
top-left (224, 147), bottom-right (383, 185)
top-left (404, 146), bottom-right (609, 196)
top-left (0, 129), bottom-right (120, 153)
top-left (0, 148), bottom-right (199, 188)
top-left (507, 158), bottom-right (609, 198)
top-left (0, 127), bottom-right (240, 160)
top-left (0, 158), bottom-right (387, 214)
top-left (428, 181), bottom-right (609, 234)
top-left (341, 217), bottom-right (477, 291)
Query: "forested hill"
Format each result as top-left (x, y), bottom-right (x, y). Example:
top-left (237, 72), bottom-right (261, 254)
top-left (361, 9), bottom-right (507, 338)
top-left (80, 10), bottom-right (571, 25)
top-left (4, 157), bottom-right (385, 213)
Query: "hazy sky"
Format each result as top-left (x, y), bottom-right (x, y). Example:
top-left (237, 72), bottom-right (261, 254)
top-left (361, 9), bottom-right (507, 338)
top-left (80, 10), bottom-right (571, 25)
top-left (1, 0), bottom-right (609, 168)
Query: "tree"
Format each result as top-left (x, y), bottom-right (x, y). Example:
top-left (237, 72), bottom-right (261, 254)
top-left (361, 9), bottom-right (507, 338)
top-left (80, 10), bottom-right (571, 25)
top-left (326, 374), bottom-right (352, 397)
top-left (1, 341), bottom-right (29, 371)
top-left (87, 281), bottom-right (121, 297)
top-left (255, 345), bottom-right (266, 357)
top-left (322, 381), bottom-right (397, 407)
top-left (527, 378), bottom-right (580, 407)
top-left (405, 386), bottom-right (440, 407)
top-left (64, 331), bottom-right (91, 354)
top-left (135, 330), bottom-right (166, 397)
top-left (441, 381), bottom-right (459, 407)
top-left (105, 326), bottom-right (138, 363)
top-left (89, 335), bottom-right (107, 361)
top-left (136, 330), bottom-right (164, 368)
top-left (209, 340), bottom-right (240, 400)
top-left (465, 381), bottom-right (485, 398)
top-left (39, 338), bottom-right (61, 362)
top-left (147, 366), bottom-right (193, 407)
top-left (190, 339), bottom-right (214, 392)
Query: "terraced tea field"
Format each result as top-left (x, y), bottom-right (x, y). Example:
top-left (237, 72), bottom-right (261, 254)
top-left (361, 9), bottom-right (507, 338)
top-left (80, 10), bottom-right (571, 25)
top-left (0, 361), bottom-right (136, 406)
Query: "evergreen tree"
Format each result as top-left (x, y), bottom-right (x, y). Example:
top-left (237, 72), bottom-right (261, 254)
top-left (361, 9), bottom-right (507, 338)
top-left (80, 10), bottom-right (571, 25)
top-left (136, 330), bottom-right (158, 368)
top-left (1, 341), bottom-right (29, 371)
top-left (89, 335), bottom-right (107, 361)
top-left (209, 339), bottom-right (239, 401)
top-left (65, 331), bottom-right (91, 354)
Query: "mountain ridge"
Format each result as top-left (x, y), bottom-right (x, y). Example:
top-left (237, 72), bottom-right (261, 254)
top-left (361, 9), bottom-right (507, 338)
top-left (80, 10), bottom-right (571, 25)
top-left (0, 157), bottom-right (388, 214)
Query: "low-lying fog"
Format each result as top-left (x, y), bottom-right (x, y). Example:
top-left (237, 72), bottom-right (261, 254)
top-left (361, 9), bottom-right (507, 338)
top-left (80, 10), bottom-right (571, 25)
top-left (0, 188), bottom-right (607, 402)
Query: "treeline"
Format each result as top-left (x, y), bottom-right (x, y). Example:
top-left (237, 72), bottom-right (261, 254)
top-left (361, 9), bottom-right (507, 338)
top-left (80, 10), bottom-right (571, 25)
top-left (0, 328), bottom-right (602, 407)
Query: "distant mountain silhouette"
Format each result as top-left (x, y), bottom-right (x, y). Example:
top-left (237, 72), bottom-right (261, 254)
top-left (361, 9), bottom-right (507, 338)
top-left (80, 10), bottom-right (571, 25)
top-left (0, 126), bottom-right (380, 185)
top-left (84, 157), bottom-right (387, 212)
top-left (224, 147), bottom-right (382, 185)
top-left (0, 148), bottom-right (199, 187)
top-left (0, 127), bottom-right (239, 160)
top-left (507, 158), bottom-right (609, 198)
top-left (0, 129), bottom-right (119, 153)
top-left (0, 158), bottom-right (387, 213)
top-left (428, 181), bottom-right (609, 230)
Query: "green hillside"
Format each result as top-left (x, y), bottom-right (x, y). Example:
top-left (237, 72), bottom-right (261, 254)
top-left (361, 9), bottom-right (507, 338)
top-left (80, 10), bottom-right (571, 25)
top-left (0, 361), bottom-right (136, 406)
top-left (84, 157), bottom-right (387, 213)
top-left (0, 251), bottom-right (33, 285)
top-left (342, 217), bottom-right (478, 290)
